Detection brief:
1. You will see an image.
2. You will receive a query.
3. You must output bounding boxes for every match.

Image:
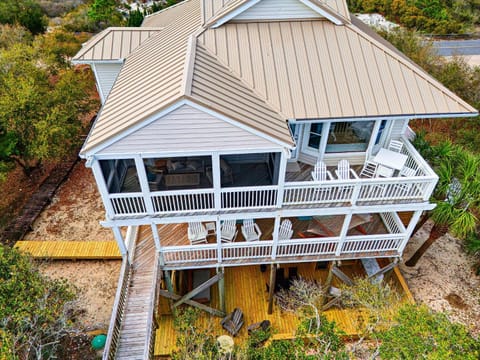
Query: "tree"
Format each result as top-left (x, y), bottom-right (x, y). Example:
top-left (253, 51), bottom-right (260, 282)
top-left (405, 138), bottom-right (480, 266)
top-left (0, 43), bottom-right (96, 175)
top-left (0, 245), bottom-right (77, 359)
top-left (378, 304), bottom-right (480, 359)
top-left (87, 0), bottom-right (124, 28)
top-left (0, 0), bottom-right (47, 35)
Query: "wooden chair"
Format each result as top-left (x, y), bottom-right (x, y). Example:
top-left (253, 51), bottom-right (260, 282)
top-left (221, 308), bottom-right (244, 336)
top-left (359, 160), bottom-right (378, 178)
top-left (388, 139), bottom-right (403, 153)
top-left (187, 222), bottom-right (208, 245)
top-left (335, 160), bottom-right (358, 180)
top-left (221, 220), bottom-right (238, 243)
top-left (311, 160), bottom-right (333, 181)
top-left (241, 219), bottom-right (262, 242)
top-left (278, 219), bottom-right (293, 240)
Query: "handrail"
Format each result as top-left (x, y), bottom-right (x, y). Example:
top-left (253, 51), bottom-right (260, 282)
top-left (143, 252), bottom-right (160, 360)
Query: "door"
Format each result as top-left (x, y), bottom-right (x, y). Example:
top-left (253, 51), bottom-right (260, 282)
top-left (302, 123), bottom-right (324, 157)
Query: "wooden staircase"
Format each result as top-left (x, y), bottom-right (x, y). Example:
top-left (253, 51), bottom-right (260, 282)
top-left (115, 234), bottom-right (157, 359)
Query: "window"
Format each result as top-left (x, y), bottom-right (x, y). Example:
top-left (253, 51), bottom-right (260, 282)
top-left (325, 121), bottom-right (374, 153)
top-left (100, 159), bottom-right (140, 193)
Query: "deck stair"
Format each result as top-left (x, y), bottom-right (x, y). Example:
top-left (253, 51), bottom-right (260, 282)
top-left (107, 233), bottom-right (158, 360)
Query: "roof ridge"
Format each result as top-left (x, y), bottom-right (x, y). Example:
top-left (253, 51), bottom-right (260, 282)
top-left (74, 28), bottom-right (113, 60)
top-left (142, 0), bottom-right (192, 21)
top-left (348, 17), bottom-right (477, 114)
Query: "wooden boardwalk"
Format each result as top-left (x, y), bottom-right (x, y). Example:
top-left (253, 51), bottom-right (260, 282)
top-left (15, 241), bottom-right (121, 260)
top-left (154, 261), bottom-right (413, 357)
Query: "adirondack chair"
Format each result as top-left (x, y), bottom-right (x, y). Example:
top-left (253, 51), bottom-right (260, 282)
top-left (187, 222), bottom-right (208, 245)
top-left (387, 139), bottom-right (403, 153)
top-left (359, 160), bottom-right (378, 178)
top-left (311, 160), bottom-right (333, 181)
top-left (241, 219), bottom-right (262, 242)
top-left (278, 219), bottom-right (293, 240)
top-left (221, 308), bottom-right (244, 336)
top-left (221, 220), bottom-right (238, 243)
top-left (335, 160), bottom-right (358, 180)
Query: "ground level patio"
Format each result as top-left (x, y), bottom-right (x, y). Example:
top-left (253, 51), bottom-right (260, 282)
top-left (154, 260), bottom-right (413, 357)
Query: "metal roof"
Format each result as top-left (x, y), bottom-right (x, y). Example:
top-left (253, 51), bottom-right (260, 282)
top-left (73, 27), bottom-right (163, 62)
top-left (79, 0), bottom-right (478, 155)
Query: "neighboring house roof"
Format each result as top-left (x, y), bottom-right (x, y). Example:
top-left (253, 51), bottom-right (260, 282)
top-left (79, 0), bottom-right (478, 155)
top-left (73, 27), bottom-right (163, 62)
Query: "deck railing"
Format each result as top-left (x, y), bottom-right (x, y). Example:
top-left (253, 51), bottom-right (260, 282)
top-left (161, 243), bottom-right (218, 265)
top-left (143, 252), bottom-right (160, 360)
top-left (105, 138), bottom-right (437, 217)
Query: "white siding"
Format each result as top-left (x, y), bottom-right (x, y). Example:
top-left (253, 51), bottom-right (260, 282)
top-left (94, 63), bottom-right (122, 103)
top-left (233, 0), bottom-right (322, 20)
top-left (389, 119), bottom-right (409, 140)
top-left (98, 105), bottom-right (282, 155)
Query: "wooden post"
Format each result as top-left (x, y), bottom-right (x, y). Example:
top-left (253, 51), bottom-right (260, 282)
top-left (336, 213), bottom-right (353, 256)
top-left (324, 261), bottom-right (334, 290)
top-left (112, 226), bottom-right (127, 256)
top-left (267, 263), bottom-right (277, 314)
top-left (164, 270), bottom-right (174, 293)
top-left (217, 267), bottom-right (225, 313)
top-left (383, 258), bottom-right (399, 282)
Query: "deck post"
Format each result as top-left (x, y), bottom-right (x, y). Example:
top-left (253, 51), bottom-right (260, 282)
top-left (335, 213), bottom-right (353, 256)
top-left (398, 210), bottom-right (423, 254)
top-left (324, 261), bottom-right (334, 290)
top-left (276, 150), bottom-right (288, 208)
top-left (164, 270), bottom-right (174, 293)
top-left (90, 159), bottom-right (116, 219)
top-left (112, 226), bottom-right (127, 256)
top-left (134, 156), bottom-right (155, 215)
top-left (217, 267), bottom-right (225, 313)
top-left (383, 258), bottom-right (400, 282)
top-left (151, 223), bottom-right (161, 252)
top-left (216, 218), bottom-right (222, 264)
top-left (268, 263), bottom-right (277, 314)
top-left (271, 215), bottom-right (281, 260)
top-left (212, 153), bottom-right (222, 211)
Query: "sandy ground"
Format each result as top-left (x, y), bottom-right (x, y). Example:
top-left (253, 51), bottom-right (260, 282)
top-left (400, 220), bottom-right (480, 336)
top-left (23, 161), bottom-right (480, 337)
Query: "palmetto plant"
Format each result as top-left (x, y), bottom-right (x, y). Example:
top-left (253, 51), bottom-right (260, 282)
top-left (405, 136), bottom-right (480, 267)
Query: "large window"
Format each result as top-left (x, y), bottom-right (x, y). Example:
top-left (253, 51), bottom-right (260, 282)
top-left (143, 156), bottom-right (212, 191)
top-left (100, 159), bottom-right (139, 193)
top-left (325, 121), bottom-right (375, 153)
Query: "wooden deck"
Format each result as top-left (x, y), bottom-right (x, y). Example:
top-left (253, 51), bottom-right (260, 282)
top-left (154, 261), bottom-right (413, 357)
top-left (14, 241), bottom-right (121, 259)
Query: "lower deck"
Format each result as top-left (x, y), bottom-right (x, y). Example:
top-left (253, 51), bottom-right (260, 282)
top-left (154, 260), bottom-right (413, 357)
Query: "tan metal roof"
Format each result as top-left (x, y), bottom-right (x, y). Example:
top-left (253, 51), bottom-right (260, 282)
top-left (73, 27), bottom-right (163, 62)
top-left (198, 19), bottom-right (477, 119)
top-left (189, 43), bottom-right (294, 146)
top-left (80, 0), bottom-right (477, 155)
top-left (142, 0), bottom-right (193, 27)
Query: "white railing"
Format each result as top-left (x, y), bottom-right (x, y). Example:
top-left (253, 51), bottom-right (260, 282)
top-left (151, 188), bottom-right (215, 214)
top-left (283, 182), bottom-right (354, 205)
top-left (222, 241), bottom-right (273, 261)
top-left (110, 193), bottom-right (147, 215)
top-left (340, 234), bottom-right (404, 254)
top-left (161, 244), bottom-right (218, 265)
top-left (221, 186), bottom-right (278, 210)
top-left (276, 237), bottom-right (339, 258)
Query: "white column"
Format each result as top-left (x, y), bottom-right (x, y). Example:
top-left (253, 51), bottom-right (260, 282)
top-left (335, 212), bottom-right (353, 256)
top-left (212, 153), bottom-right (222, 210)
top-left (271, 215), bottom-right (281, 260)
top-left (318, 122), bottom-right (330, 161)
top-left (151, 222), bottom-right (165, 266)
top-left (276, 150), bottom-right (288, 208)
top-left (216, 217), bottom-right (222, 264)
top-left (112, 225), bottom-right (127, 256)
top-left (134, 156), bottom-right (155, 214)
top-left (398, 210), bottom-right (423, 254)
top-left (90, 158), bottom-right (116, 219)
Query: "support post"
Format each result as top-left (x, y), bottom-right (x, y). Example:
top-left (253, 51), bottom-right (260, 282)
top-left (212, 153), bottom-right (221, 211)
top-left (398, 210), bottom-right (423, 254)
top-left (217, 267), bottom-right (225, 313)
top-left (276, 150), bottom-right (288, 208)
top-left (216, 217), bottom-right (222, 264)
top-left (383, 258), bottom-right (400, 282)
top-left (324, 261), bottom-right (334, 291)
top-left (164, 270), bottom-right (174, 293)
top-left (90, 158), bottom-right (116, 218)
top-left (335, 213), bottom-right (353, 256)
top-left (268, 263), bottom-right (277, 314)
top-left (134, 156), bottom-right (155, 214)
top-left (271, 215), bottom-right (281, 260)
top-left (112, 226), bottom-right (127, 256)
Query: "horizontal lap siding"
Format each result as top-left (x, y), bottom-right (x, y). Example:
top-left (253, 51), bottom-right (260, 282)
top-left (233, 0), bottom-right (322, 20)
top-left (95, 63), bottom-right (122, 102)
top-left (389, 119), bottom-right (408, 140)
top-left (99, 104), bottom-right (280, 154)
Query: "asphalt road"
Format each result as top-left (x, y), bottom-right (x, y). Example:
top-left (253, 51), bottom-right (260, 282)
top-left (432, 39), bottom-right (480, 56)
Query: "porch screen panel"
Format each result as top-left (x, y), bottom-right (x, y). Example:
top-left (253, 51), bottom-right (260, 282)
top-left (99, 159), bottom-right (139, 193)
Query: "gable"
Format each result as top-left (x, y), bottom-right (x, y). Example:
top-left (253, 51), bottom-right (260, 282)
top-left (97, 104), bottom-right (284, 155)
top-left (233, 0), bottom-right (322, 21)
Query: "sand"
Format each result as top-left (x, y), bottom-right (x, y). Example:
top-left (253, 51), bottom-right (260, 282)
top-left (24, 161), bottom-right (480, 336)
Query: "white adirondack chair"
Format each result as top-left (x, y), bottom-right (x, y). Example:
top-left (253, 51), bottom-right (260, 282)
top-left (187, 222), bottom-right (208, 245)
top-left (359, 160), bottom-right (378, 178)
top-left (241, 219), bottom-right (262, 242)
top-left (387, 139), bottom-right (403, 153)
top-left (221, 220), bottom-right (238, 243)
top-left (311, 160), bottom-right (333, 181)
top-left (335, 160), bottom-right (358, 180)
top-left (278, 219), bottom-right (293, 240)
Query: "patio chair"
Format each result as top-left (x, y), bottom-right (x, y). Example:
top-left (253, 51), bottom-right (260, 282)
top-left (311, 160), bottom-right (333, 181)
top-left (399, 166), bottom-right (416, 177)
top-left (335, 160), bottom-right (359, 180)
top-left (387, 139), bottom-right (403, 153)
top-left (241, 219), bottom-right (262, 242)
top-left (187, 222), bottom-right (208, 245)
top-left (359, 160), bottom-right (378, 178)
top-left (376, 164), bottom-right (394, 178)
top-left (278, 219), bottom-right (293, 240)
top-left (221, 308), bottom-right (244, 336)
top-left (221, 220), bottom-right (238, 243)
